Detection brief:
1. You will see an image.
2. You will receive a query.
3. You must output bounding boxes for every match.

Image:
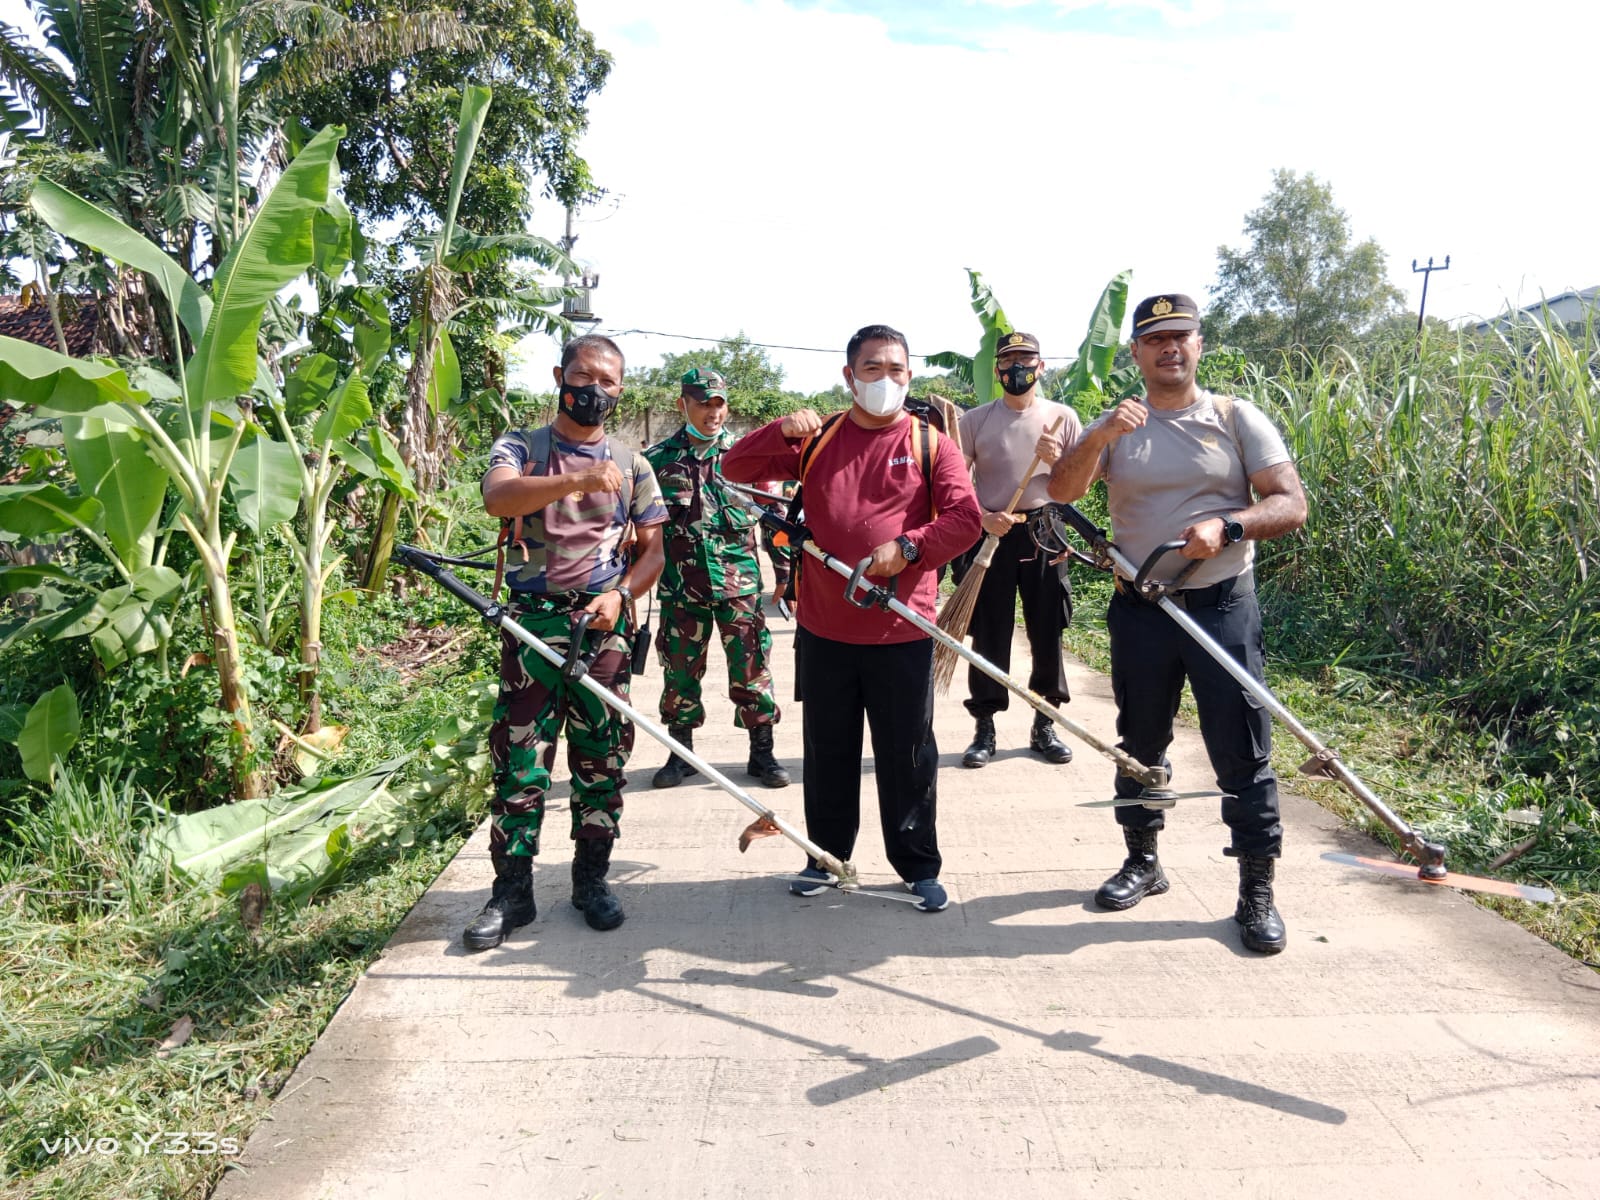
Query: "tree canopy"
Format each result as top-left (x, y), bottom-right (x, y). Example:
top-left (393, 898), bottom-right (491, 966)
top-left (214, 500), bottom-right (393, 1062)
top-left (1206, 169), bottom-right (1402, 363)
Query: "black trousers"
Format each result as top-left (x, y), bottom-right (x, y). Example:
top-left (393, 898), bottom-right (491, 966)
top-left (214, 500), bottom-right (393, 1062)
top-left (964, 518), bottom-right (1072, 717)
top-left (795, 627), bottom-right (941, 882)
top-left (1107, 578), bottom-right (1283, 857)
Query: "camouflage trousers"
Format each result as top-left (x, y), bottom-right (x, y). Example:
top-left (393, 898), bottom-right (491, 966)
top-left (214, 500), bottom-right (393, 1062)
top-left (656, 592), bottom-right (780, 731)
top-left (489, 595), bottom-right (634, 859)
top-left (761, 528), bottom-right (793, 589)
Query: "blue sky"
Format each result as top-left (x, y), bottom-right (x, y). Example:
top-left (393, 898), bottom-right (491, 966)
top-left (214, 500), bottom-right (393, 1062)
top-left (782, 0), bottom-right (1291, 44)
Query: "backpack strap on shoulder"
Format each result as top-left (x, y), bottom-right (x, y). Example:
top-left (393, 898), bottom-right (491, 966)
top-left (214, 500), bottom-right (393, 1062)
top-left (797, 411), bottom-right (848, 485)
top-left (914, 415), bottom-right (939, 519)
top-left (1209, 394), bottom-right (1245, 466)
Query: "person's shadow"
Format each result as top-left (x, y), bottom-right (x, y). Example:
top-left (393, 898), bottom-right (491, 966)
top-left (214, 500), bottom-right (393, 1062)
top-left (383, 862), bottom-right (1347, 1125)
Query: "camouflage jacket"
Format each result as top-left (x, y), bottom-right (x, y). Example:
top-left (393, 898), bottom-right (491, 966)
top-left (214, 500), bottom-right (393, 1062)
top-left (644, 425), bottom-right (762, 604)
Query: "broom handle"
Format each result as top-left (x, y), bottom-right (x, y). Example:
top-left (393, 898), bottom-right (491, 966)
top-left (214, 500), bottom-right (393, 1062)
top-left (974, 415), bottom-right (1065, 570)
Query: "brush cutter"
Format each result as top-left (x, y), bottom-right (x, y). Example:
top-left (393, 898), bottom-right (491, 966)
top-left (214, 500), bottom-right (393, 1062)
top-left (724, 485), bottom-right (1174, 797)
top-left (1028, 504), bottom-right (1556, 904)
top-left (392, 544), bottom-right (924, 905)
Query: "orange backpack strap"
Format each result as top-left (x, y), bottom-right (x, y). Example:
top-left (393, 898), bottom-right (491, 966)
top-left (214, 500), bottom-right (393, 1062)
top-left (797, 411), bottom-right (848, 485)
top-left (917, 416), bottom-right (940, 520)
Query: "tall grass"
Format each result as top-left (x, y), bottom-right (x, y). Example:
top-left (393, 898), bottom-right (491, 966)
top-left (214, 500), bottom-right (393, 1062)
top-left (1244, 316), bottom-right (1599, 836)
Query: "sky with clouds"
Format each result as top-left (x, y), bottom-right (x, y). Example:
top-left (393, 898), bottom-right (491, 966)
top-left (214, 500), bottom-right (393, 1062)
top-left (521, 0), bottom-right (1599, 392)
top-left (4, 0), bottom-right (1596, 394)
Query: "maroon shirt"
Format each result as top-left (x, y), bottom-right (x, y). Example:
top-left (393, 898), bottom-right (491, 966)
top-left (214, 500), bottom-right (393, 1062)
top-left (723, 412), bottom-right (982, 645)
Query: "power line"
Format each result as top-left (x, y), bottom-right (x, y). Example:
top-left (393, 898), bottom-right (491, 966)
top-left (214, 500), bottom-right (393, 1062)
top-left (602, 327), bottom-right (1076, 362)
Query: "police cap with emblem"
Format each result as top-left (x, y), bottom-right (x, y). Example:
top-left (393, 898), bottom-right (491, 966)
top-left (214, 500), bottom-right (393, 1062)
top-left (996, 330), bottom-right (1041, 357)
top-left (1131, 293), bottom-right (1201, 336)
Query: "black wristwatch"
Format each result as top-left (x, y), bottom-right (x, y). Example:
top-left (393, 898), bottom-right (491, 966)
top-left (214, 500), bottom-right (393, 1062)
top-left (895, 535), bottom-right (921, 563)
top-left (1222, 518), bottom-right (1246, 545)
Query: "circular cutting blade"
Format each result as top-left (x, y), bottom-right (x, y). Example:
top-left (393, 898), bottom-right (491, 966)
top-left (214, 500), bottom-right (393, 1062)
top-left (1321, 852), bottom-right (1555, 903)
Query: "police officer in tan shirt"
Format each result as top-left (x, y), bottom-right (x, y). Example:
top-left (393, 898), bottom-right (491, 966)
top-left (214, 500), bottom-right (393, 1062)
top-left (1048, 294), bottom-right (1307, 955)
top-left (955, 331), bottom-right (1082, 768)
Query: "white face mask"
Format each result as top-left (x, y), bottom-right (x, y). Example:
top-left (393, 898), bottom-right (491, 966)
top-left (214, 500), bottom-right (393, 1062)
top-left (852, 374), bottom-right (908, 417)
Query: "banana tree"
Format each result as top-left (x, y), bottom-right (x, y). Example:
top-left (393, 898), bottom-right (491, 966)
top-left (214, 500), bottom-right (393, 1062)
top-left (249, 336), bottom-right (415, 731)
top-left (927, 268), bottom-right (1015, 406)
top-left (1058, 269), bottom-right (1133, 412)
top-left (1, 125), bottom-right (347, 797)
top-left (926, 268), bottom-right (1135, 413)
top-left (362, 83), bottom-right (574, 590)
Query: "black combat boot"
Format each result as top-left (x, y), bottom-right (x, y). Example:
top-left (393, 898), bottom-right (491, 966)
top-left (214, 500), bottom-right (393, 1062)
top-left (746, 724), bottom-right (790, 788)
top-left (1235, 854), bottom-right (1287, 955)
top-left (961, 715), bottom-right (997, 768)
top-left (462, 854), bottom-right (535, 951)
top-left (1094, 827), bottom-right (1169, 910)
top-left (571, 837), bottom-right (625, 931)
top-left (651, 726), bottom-right (699, 788)
top-left (1028, 710), bottom-right (1074, 764)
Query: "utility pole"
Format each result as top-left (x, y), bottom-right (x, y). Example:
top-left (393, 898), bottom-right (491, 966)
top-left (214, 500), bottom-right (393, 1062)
top-left (1412, 255), bottom-right (1450, 336)
top-left (560, 205), bottom-right (599, 325)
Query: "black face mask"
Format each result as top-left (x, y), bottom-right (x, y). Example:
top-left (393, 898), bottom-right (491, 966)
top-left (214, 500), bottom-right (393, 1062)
top-left (998, 362), bottom-right (1038, 396)
top-left (560, 379), bottom-right (621, 427)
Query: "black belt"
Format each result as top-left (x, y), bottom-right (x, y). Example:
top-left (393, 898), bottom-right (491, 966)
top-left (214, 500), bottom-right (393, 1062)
top-left (1118, 571), bottom-right (1254, 610)
top-left (1165, 572), bottom-right (1253, 610)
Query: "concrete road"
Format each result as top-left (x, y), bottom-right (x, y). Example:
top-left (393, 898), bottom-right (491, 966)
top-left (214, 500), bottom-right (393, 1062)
top-left (217, 596), bottom-right (1600, 1200)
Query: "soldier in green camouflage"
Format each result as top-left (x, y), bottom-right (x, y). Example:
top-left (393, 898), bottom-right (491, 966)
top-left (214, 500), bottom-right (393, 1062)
top-left (467, 334), bottom-right (669, 953)
top-left (645, 368), bottom-right (788, 790)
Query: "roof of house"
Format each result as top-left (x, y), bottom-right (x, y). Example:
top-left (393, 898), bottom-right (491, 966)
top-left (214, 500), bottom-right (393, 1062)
top-left (0, 292), bottom-right (104, 357)
top-left (1471, 287), bottom-right (1600, 333)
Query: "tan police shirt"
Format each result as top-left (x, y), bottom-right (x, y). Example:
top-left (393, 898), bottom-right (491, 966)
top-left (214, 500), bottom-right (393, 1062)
top-left (959, 396), bottom-right (1083, 513)
top-left (1091, 391), bottom-right (1290, 589)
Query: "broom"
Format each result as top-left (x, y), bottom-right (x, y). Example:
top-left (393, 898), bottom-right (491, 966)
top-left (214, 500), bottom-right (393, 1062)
top-left (932, 415), bottom-right (1064, 694)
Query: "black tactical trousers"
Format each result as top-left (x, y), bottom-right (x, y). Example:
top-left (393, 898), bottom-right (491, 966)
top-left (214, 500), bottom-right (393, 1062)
top-left (1106, 577), bottom-right (1283, 857)
top-left (964, 517), bottom-right (1072, 717)
top-left (795, 627), bottom-right (941, 882)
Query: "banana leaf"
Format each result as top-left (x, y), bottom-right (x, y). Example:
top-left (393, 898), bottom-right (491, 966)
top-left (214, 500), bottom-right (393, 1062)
top-left (29, 178), bottom-right (212, 344)
top-left (227, 433), bottom-right (303, 535)
top-left (149, 756), bottom-right (411, 903)
top-left (0, 335), bottom-right (151, 414)
top-left (1059, 269), bottom-right (1132, 403)
top-left (188, 125), bottom-right (344, 406)
top-left (60, 414), bottom-right (167, 571)
top-left (17, 683), bottom-right (80, 784)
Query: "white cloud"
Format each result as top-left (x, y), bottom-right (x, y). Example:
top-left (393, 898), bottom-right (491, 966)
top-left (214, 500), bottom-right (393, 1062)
top-left (510, 0), bottom-right (1600, 394)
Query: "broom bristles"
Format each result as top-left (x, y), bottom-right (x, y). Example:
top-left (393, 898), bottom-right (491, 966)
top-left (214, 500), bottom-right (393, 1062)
top-left (932, 564), bottom-right (986, 693)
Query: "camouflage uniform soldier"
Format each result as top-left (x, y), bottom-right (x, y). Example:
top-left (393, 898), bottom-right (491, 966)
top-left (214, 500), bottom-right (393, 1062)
top-left (645, 368), bottom-right (789, 790)
top-left (466, 334), bottom-right (668, 952)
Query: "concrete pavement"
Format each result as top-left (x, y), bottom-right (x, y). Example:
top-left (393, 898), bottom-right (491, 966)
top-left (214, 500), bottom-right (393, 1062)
top-left (216, 598), bottom-right (1600, 1199)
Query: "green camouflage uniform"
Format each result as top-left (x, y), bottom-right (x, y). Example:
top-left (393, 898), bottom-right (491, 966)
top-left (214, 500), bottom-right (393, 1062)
top-left (644, 425), bottom-right (780, 731)
top-left (759, 481), bottom-right (796, 594)
top-left (490, 598), bottom-right (636, 857)
top-left (483, 427), bottom-right (668, 858)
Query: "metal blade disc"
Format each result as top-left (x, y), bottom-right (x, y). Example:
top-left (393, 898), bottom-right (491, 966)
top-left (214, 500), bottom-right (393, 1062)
top-left (783, 877), bottom-right (927, 905)
top-left (1077, 791), bottom-right (1219, 809)
top-left (1321, 852), bottom-right (1556, 903)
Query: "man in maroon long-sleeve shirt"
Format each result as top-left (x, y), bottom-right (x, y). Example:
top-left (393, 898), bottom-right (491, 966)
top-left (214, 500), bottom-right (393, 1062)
top-left (722, 324), bottom-right (982, 911)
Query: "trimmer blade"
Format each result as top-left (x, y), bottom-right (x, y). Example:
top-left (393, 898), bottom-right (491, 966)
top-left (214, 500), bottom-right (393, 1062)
top-left (783, 877), bottom-right (928, 906)
top-left (1077, 790), bottom-right (1220, 810)
top-left (1321, 852), bottom-right (1556, 903)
